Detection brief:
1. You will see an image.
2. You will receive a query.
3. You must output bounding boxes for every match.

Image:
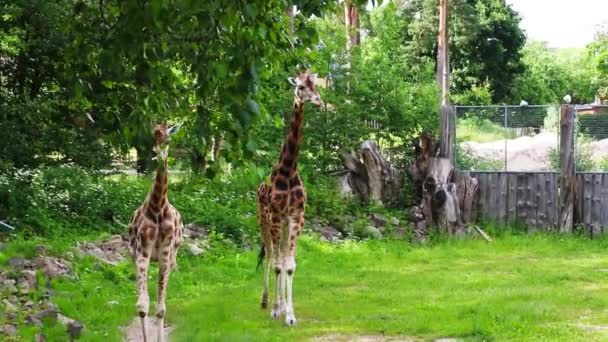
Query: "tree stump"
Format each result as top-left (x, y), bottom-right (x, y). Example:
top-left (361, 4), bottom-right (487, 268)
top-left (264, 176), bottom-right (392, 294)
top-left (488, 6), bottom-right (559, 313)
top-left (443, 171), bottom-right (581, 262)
top-left (407, 134), bottom-right (478, 240)
top-left (338, 141), bottom-right (402, 204)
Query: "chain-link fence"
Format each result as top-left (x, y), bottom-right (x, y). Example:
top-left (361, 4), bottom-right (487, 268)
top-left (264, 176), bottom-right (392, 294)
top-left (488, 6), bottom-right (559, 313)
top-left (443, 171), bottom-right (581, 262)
top-left (574, 105), bottom-right (608, 172)
top-left (455, 105), bottom-right (560, 172)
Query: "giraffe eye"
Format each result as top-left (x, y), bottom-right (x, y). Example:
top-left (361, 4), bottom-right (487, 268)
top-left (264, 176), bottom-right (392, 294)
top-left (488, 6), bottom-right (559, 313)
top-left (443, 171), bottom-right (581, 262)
top-left (298, 85), bottom-right (305, 90)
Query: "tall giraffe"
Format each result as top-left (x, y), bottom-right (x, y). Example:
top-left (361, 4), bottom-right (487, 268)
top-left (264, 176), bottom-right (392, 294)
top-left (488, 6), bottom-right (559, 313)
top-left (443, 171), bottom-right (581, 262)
top-left (128, 123), bottom-right (183, 342)
top-left (257, 71), bottom-right (322, 326)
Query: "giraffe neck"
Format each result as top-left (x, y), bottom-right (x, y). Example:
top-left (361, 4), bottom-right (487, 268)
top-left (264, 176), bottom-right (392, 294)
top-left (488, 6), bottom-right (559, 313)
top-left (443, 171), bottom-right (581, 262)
top-left (147, 159), bottom-right (168, 212)
top-left (277, 100), bottom-right (304, 175)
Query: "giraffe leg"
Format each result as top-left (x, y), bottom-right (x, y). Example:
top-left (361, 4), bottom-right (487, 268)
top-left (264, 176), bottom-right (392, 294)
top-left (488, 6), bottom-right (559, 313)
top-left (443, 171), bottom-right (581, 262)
top-left (270, 223), bottom-right (284, 319)
top-left (135, 237), bottom-right (152, 342)
top-left (261, 243), bottom-right (271, 309)
top-left (284, 216), bottom-right (300, 326)
top-left (155, 246), bottom-right (172, 342)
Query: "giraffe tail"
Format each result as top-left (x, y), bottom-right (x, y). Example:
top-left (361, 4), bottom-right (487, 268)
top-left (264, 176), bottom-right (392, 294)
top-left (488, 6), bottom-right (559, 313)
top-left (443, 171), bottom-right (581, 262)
top-left (256, 242), bottom-right (265, 271)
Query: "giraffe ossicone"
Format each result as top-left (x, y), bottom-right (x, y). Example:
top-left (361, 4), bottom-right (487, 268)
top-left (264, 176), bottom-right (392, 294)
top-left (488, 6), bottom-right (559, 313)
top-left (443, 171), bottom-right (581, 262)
top-left (257, 70), bottom-right (323, 326)
top-left (128, 123), bottom-right (184, 342)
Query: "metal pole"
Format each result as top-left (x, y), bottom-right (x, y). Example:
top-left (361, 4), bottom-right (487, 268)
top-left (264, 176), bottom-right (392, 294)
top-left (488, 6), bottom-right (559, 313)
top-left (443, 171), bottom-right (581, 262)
top-left (504, 106), bottom-right (508, 171)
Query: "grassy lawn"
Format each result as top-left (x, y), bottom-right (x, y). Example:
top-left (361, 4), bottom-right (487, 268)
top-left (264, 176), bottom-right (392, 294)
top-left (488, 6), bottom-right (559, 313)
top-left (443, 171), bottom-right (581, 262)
top-left (7, 234), bottom-right (608, 341)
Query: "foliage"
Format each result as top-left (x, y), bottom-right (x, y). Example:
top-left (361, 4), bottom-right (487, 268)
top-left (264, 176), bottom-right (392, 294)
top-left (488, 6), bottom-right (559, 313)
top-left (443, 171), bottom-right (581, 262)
top-left (457, 117), bottom-right (513, 143)
top-left (451, 83), bottom-right (493, 106)
top-left (402, 0), bottom-right (526, 103)
top-left (510, 42), bottom-right (595, 104)
top-left (588, 29), bottom-right (608, 96)
top-left (455, 144), bottom-right (503, 171)
top-left (547, 135), bottom-right (595, 172)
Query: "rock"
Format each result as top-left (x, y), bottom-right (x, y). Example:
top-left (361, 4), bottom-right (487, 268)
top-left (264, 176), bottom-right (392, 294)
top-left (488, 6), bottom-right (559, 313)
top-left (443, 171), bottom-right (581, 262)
top-left (370, 213), bottom-right (388, 227)
top-left (2, 278), bottom-right (17, 293)
top-left (3, 299), bottom-right (17, 312)
top-left (35, 245), bottom-right (48, 256)
top-left (390, 217), bottom-right (400, 226)
top-left (184, 223), bottom-right (207, 240)
top-left (78, 242), bottom-right (123, 265)
top-left (27, 308), bottom-right (58, 327)
top-left (2, 324), bottom-right (17, 336)
top-left (24, 300), bottom-right (35, 309)
top-left (34, 256), bottom-right (71, 278)
top-left (18, 270), bottom-right (37, 294)
top-left (35, 333), bottom-right (46, 342)
top-left (392, 227), bottom-right (407, 240)
top-left (58, 314), bottom-right (84, 339)
top-left (7, 295), bottom-right (19, 305)
top-left (186, 243), bottom-right (205, 256)
top-left (8, 257), bottom-right (31, 270)
top-left (319, 226), bottom-right (342, 242)
top-left (363, 226), bottom-right (383, 239)
top-left (0, 241), bottom-right (5, 250)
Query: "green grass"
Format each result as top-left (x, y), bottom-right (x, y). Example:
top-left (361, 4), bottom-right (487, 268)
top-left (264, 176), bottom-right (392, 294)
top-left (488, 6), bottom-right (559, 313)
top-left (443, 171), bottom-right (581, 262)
top-left (6, 234), bottom-right (608, 341)
top-left (457, 118), bottom-right (514, 143)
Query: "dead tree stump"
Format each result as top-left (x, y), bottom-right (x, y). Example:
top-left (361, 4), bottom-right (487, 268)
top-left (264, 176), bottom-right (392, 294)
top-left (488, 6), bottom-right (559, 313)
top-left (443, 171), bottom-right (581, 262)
top-left (338, 141), bottom-right (402, 204)
top-left (407, 134), bottom-right (478, 241)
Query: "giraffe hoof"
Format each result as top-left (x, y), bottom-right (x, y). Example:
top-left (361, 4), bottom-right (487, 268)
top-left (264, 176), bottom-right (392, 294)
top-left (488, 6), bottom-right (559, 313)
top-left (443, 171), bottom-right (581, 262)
top-left (261, 301), bottom-right (268, 309)
top-left (271, 308), bottom-right (283, 319)
top-left (285, 315), bottom-right (297, 326)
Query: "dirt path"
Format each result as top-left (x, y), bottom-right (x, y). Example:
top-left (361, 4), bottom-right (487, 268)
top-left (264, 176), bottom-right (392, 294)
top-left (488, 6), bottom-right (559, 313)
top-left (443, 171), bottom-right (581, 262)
top-left (123, 317), bottom-right (174, 342)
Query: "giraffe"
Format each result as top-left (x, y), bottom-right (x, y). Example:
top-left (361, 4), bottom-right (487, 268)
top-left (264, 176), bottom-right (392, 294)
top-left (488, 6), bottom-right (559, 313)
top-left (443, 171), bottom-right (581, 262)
top-left (128, 123), bottom-right (183, 342)
top-left (257, 71), bottom-right (322, 326)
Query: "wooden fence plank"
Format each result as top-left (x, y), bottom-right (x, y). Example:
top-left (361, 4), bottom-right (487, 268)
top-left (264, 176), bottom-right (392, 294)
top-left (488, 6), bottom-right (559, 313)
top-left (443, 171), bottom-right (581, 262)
top-left (489, 173), bottom-right (498, 220)
top-left (536, 173), bottom-right (547, 229)
top-left (548, 173), bottom-right (558, 229)
top-left (602, 174), bottom-right (608, 234)
top-left (507, 173), bottom-right (517, 223)
top-left (583, 173), bottom-right (592, 227)
top-left (498, 173), bottom-right (508, 223)
top-left (526, 174), bottom-right (537, 231)
top-left (516, 173), bottom-right (527, 226)
top-left (592, 174), bottom-right (602, 236)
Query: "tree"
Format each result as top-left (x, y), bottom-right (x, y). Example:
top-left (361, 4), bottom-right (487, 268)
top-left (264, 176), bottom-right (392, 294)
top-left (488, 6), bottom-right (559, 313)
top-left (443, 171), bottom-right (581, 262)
top-left (588, 29), bottom-right (608, 100)
top-left (401, 0), bottom-right (526, 103)
top-left (510, 42), bottom-right (595, 104)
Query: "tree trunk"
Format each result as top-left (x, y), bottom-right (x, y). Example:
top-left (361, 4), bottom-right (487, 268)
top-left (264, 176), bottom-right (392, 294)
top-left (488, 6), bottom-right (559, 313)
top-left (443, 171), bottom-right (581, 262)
top-left (338, 141), bottom-right (402, 204)
top-left (407, 134), bottom-right (478, 241)
top-left (344, 2), bottom-right (360, 51)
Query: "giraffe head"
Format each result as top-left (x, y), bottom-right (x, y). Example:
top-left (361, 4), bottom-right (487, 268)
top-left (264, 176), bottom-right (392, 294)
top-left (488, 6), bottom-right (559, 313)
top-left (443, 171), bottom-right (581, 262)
top-left (152, 123), bottom-right (181, 162)
top-left (288, 71), bottom-right (322, 106)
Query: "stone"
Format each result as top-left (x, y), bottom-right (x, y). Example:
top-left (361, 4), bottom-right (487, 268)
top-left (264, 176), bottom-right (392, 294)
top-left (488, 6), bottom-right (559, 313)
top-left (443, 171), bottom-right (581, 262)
top-left (8, 257), bottom-right (31, 270)
top-left (58, 314), bottom-right (84, 339)
top-left (370, 213), bottom-right (388, 227)
top-left (2, 278), bottom-right (17, 293)
top-left (3, 324), bottom-right (17, 336)
top-left (18, 270), bottom-right (37, 294)
top-left (0, 241), bottom-right (5, 250)
top-left (35, 245), bottom-right (48, 256)
top-left (27, 308), bottom-right (58, 327)
top-left (318, 226), bottom-right (342, 242)
top-left (186, 243), bottom-right (205, 256)
top-left (363, 226), bottom-right (383, 239)
top-left (390, 217), bottom-right (400, 226)
top-left (35, 333), bottom-right (46, 342)
top-left (392, 227), bottom-right (407, 240)
top-left (24, 300), bottom-right (35, 309)
top-left (33, 256), bottom-right (71, 278)
top-left (3, 299), bottom-right (17, 312)
top-left (184, 223), bottom-right (207, 240)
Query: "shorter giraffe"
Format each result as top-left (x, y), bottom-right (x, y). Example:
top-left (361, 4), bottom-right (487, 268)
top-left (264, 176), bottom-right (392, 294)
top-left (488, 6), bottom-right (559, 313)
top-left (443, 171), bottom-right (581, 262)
top-left (257, 71), bottom-right (322, 326)
top-left (128, 123), bottom-right (183, 342)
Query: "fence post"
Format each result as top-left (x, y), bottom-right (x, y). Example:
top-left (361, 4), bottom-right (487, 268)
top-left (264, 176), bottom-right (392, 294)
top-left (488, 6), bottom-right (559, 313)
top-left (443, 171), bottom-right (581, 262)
top-left (439, 104), bottom-right (455, 164)
top-left (559, 105), bottom-right (575, 233)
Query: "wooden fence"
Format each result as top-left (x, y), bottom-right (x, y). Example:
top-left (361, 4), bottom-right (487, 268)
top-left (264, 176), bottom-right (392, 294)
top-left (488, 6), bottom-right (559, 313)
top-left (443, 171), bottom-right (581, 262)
top-left (462, 171), bottom-right (608, 233)
top-left (446, 105), bottom-right (608, 234)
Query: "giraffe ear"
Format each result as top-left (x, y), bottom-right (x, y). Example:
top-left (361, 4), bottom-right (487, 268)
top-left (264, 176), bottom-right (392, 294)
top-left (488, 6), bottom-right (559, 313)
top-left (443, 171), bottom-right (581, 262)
top-left (287, 77), bottom-right (297, 86)
top-left (167, 123), bottom-right (182, 135)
